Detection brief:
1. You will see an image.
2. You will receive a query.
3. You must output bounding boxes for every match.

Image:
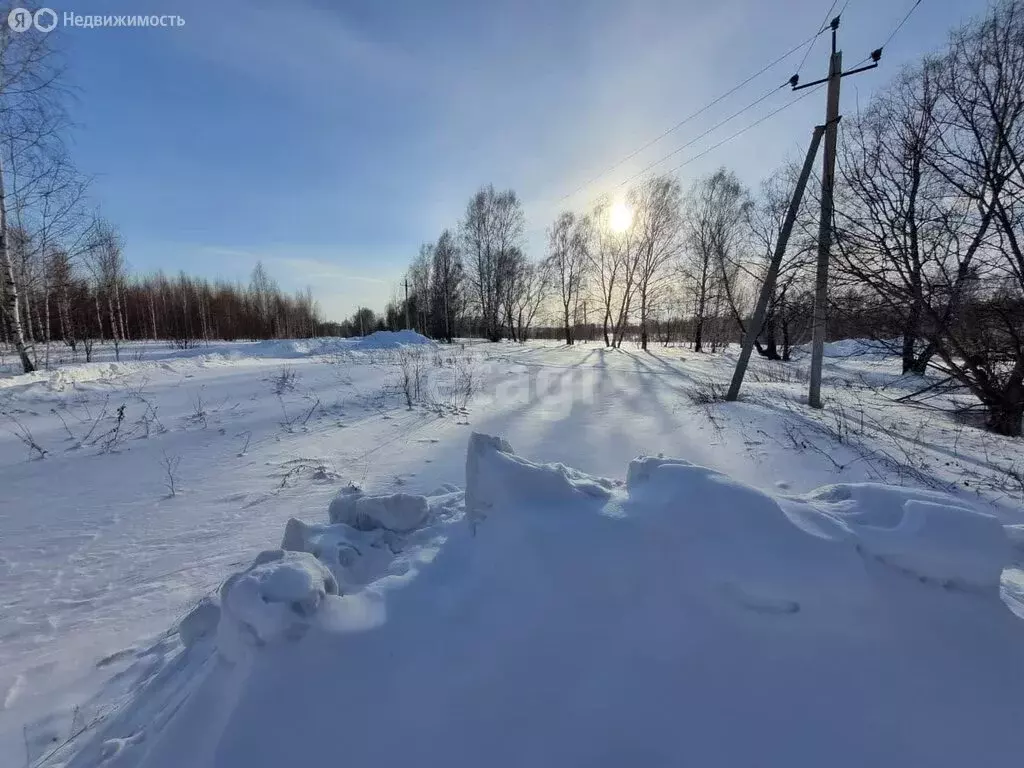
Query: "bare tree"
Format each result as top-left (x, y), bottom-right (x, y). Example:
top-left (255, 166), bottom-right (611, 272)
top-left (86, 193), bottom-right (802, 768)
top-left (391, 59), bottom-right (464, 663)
top-left (920, 0), bottom-right (1024, 435)
top-left (512, 258), bottom-right (551, 342)
top-left (585, 198), bottom-right (625, 347)
top-left (429, 229), bottom-right (463, 342)
top-left (829, 1), bottom-right (1024, 435)
top-left (461, 185), bottom-right (524, 342)
top-left (745, 167), bottom-right (816, 360)
top-left (499, 246), bottom-right (527, 341)
top-left (546, 211), bottom-right (589, 345)
top-left (681, 170), bottom-right (744, 352)
top-left (0, 4), bottom-right (69, 372)
top-left (408, 243), bottom-right (432, 336)
top-left (85, 218), bottom-right (127, 360)
top-left (628, 176), bottom-right (684, 350)
top-left (835, 61), bottom-right (948, 373)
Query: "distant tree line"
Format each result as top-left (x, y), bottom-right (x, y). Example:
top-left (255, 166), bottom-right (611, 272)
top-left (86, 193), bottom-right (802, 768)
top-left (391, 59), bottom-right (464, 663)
top-left (2, 241), bottom-right (323, 364)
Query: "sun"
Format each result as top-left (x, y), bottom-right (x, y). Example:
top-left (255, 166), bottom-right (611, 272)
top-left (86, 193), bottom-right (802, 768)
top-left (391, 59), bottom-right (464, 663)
top-left (609, 200), bottom-right (633, 233)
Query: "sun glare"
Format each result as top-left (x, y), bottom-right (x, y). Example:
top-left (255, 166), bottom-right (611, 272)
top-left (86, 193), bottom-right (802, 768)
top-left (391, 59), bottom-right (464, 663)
top-left (609, 200), bottom-right (633, 233)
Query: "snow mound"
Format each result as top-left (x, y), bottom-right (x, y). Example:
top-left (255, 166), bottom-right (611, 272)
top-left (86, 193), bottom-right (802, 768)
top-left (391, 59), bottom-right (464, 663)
top-left (853, 500), bottom-right (1009, 589)
top-left (216, 550), bottom-right (338, 659)
top-left (282, 518), bottom-right (405, 593)
top-left (349, 330), bottom-right (434, 349)
top-left (177, 596), bottom-right (221, 649)
top-left (466, 432), bottom-right (616, 524)
top-left (76, 436), bottom-right (1024, 768)
top-left (795, 483), bottom-right (1010, 589)
top-left (327, 485), bottom-right (429, 532)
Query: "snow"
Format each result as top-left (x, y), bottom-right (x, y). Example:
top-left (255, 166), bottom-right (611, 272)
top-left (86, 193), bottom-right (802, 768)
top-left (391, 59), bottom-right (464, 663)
top-left (795, 337), bottom-right (898, 358)
top-left (177, 598), bottom-right (221, 649)
top-left (327, 486), bottom-right (429, 532)
top-left (52, 433), bottom-right (1024, 768)
top-left (348, 329), bottom-right (434, 349)
top-left (216, 550), bottom-right (338, 659)
top-left (1, 338), bottom-right (1022, 767)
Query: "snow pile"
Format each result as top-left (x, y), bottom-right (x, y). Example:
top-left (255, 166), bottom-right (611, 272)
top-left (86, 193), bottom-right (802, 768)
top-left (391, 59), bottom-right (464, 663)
top-left (327, 485), bottom-right (429, 532)
top-left (216, 550), bottom-right (338, 660)
top-left (465, 432), bottom-right (617, 525)
top-left (347, 329), bottom-right (434, 349)
top-left (67, 436), bottom-right (1024, 768)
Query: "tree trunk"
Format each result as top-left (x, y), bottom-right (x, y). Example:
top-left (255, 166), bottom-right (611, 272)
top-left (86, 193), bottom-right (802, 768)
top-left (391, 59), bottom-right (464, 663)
top-left (693, 317), bottom-right (704, 353)
top-left (115, 281), bottom-right (127, 341)
top-left (95, 292), bottom-right (105, 342)
top-left (0, 155), bottom-right (35, 373)
top-left (901, 331), bottom-right (917, 375)
top-left (107, 292), bottom-right (121, 361)
top-left (759, 313), bottom-right (780, 360)
top-left (987, 401), bottom-right (1023, 437)
top-left (909, 342), bottom-right (935, 375)
top-left (43, 287), bottom-right (51, 369)
top-left (986, 380), bottom-right (1023, 437)
top-left (640, 294), bottom-right (648, 351)
top-left (23, 287), bottom-right (35, 343)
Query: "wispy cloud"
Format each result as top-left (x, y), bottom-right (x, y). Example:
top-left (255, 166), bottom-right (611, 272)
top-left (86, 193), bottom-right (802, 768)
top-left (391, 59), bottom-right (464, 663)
top-left (176, 0), bottom-right (414, 107)
top-left (201, 247), bottom-right (386, 283)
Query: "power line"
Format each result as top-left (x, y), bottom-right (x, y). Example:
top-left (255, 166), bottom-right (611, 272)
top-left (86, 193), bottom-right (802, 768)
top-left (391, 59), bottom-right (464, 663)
top-left (841, 0), bottom-right (922, 76)
top-left (665, 85), bottom-right (825, 177)
top-left (880, 0), bottom-right (924, 51)
top-left (617, 82), bottom-right (789, 188)
top-left (560, 31), bottom-right (823, 202)
top-left (795, 0), bottom-right (840, 75)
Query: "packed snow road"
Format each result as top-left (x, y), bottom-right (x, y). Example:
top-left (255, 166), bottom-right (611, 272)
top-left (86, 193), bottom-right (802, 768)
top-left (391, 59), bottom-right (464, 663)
top-left (0, 337), bottom-right (1021, 766)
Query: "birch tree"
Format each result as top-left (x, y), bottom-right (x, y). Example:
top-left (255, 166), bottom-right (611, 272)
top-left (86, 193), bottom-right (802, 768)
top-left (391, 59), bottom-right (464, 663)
top-left (546, 211), bottom-right (589, 345)
top-left (0, 5), bottom-right (68, 372)
top-left (628, 176), bottom-right (684, 350)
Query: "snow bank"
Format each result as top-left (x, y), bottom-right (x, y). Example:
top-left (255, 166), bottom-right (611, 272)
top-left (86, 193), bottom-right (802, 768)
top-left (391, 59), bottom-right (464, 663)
top-left (348, 330), bottom-right (434, 350)
top-left (854, 500), bottom-right (1009, 589)
top-left (797, 483), bottom-right (1011, 589)
top-left (72, 435), bottom-right (1024, 768)
top-left (245, 332), bottom-right (433, 357)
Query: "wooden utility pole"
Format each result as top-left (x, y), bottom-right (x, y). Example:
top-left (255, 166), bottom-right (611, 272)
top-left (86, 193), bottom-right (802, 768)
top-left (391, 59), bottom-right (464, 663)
top-left (794, 16), bottom-right (880, 409)
top-left (726, 125), bottom-right (825, 401)
top-left (808, 28), bottom-right (842, 409)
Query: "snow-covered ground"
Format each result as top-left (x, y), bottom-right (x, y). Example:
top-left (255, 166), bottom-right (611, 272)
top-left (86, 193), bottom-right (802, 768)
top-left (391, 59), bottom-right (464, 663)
top-left (1, 336), bottom-right (1021, 767)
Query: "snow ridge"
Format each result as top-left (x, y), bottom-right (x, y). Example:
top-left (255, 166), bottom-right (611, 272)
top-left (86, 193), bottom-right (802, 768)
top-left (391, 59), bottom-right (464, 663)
top-left (62, 434), bottom-right (1023, 768)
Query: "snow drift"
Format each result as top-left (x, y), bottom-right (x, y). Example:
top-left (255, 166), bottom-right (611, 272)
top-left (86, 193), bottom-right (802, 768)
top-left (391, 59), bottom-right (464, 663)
top-left (347, 330), bottom-right (434, 350)
top-left (67, 435), bottom-right (1024, 768)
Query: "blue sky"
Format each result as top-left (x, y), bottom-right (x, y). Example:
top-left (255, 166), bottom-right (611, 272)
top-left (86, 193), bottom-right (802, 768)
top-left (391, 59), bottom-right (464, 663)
top-left (63, 0), bottom-right (982, 321)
